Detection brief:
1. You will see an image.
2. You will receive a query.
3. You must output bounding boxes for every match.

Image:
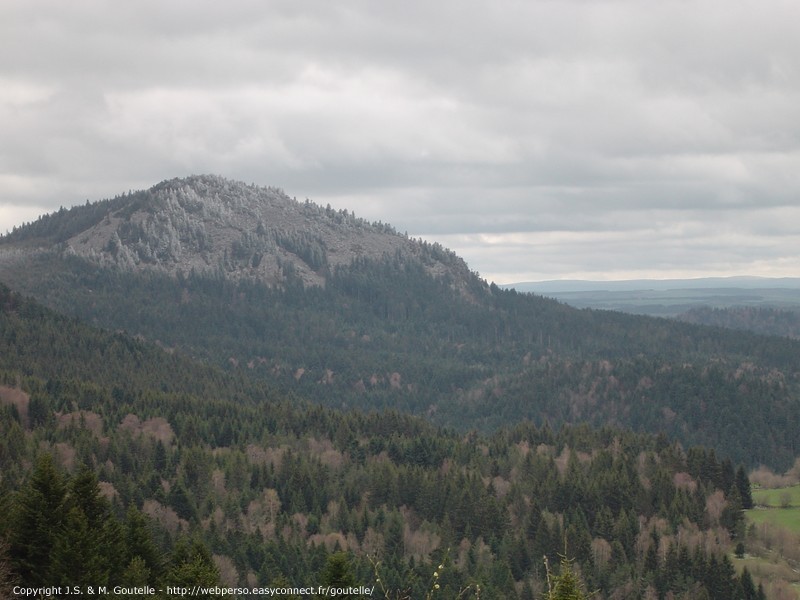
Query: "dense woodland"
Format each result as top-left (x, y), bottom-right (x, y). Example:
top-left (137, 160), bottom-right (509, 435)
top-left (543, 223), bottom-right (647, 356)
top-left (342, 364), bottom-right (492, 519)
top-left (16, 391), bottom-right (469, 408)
top-left (2, 249), bottom-right (799, 470)
top-left (0, 284), bottom-right (777, 599)
top-left (677, 306), bottom-right (800, 340)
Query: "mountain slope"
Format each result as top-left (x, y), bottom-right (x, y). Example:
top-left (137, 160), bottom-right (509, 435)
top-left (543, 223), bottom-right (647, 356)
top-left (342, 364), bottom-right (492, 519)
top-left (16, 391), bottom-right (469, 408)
top-left (2, 175), bottom-right (800, 469)
top-left (1, 284), bottom-right (771, 598)
top-left (0, 174), bottom-right (475, 292)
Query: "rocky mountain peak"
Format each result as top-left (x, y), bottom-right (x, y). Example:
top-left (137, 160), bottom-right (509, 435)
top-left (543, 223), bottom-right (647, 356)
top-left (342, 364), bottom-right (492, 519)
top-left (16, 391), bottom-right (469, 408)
top-left (2, 175), bottom-right (478, 292)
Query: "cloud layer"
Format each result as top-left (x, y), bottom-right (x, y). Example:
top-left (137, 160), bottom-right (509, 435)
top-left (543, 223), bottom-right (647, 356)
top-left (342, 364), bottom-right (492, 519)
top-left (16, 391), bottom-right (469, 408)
top-left (2, 0), bottom-right (799, 282)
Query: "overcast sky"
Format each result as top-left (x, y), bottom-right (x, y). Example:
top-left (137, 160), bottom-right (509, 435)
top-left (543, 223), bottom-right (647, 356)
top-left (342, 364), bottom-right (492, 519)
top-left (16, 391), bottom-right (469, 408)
top-left (2, 1), bottom-right (799, 283)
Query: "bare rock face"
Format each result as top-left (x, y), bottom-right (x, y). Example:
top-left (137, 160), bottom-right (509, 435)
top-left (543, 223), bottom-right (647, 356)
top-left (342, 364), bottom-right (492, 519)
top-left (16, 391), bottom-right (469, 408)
top-left (1, 175), bottom-right (478, 294)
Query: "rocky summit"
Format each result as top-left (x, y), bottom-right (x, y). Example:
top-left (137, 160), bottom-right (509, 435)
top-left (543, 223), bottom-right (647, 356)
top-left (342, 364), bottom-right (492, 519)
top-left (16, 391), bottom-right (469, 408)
top-left (0, 175), bottom-right (474, 292)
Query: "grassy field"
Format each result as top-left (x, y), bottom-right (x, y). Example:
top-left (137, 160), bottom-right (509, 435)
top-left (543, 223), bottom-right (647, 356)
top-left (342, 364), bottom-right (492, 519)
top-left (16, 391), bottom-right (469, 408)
top-left (752, 485), bottom-right (800, 508)
top-left (746, 485), bottom-right (800, 534)
top-left (739, 485), bottom-right (800, 598)
top-left (746, 506), bottom-right (800, 533)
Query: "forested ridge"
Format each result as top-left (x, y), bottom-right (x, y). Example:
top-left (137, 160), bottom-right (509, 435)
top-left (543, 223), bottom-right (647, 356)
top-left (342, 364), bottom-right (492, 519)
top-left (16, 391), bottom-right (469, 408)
top-left (678, 306), bottom-right (800, 340)
top-left (2, 247), bottom-right (798, 469)
top-left (0, 286), bottom-right (770, 598)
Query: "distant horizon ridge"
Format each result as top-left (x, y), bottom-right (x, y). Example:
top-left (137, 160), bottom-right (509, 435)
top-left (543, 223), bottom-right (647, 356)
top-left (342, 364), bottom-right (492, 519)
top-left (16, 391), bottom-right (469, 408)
top-left (504, 275), bottom-right (800, 293)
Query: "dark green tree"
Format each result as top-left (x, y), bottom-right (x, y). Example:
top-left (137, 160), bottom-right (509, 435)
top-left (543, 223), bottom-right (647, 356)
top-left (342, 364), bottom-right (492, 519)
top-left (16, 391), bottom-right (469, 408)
top-left (0, 538), bottom-right (19, 599)
top-left (123, 506), bottom-right (164, 581)
top-left (8, 454), bottom-right (66, 585)
top-left (319, 552), bottom-right (357, 598)
top-left (545, 555), bottom-right (588, 600)
top-left (49, 507), bottom-right (108, 587)
top-left (735, 466), bottom-right (753, 510)
top-left (739, 567), bottom-right (757, 600)
top-left (114, 557), bottom-right (151, 600)
top-left (49, 465), bottom-right (124, 587)
top-left (163, 538), bottom-right (220, 599)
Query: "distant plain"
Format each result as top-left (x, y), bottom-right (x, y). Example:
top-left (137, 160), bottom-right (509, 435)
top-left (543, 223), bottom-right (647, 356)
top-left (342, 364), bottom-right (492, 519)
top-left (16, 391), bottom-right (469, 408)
top-left (505, 278), bottom-right (800, 317)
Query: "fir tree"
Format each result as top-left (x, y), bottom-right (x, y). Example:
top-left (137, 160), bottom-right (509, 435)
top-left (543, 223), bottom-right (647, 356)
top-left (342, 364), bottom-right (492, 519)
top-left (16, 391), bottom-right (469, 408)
top-left (735, 466), bottom-right (753, 510)
top-left (163, 538), bottom-right (220, 599)
top-left (123, 507), bottom-right (164, 582)
top-left (49, 507), bottom-right (109, 588)
top-left (545, 555), bottom-right (588, 600)
top-left (8, 454), bottom-right (66, 585)
top-left (320, 552), bottom-right (357, 598)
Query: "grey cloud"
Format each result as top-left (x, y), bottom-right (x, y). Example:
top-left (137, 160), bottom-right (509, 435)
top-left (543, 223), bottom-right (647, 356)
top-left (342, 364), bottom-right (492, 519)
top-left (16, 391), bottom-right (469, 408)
top-left (2, 0), bottom-right (799, 281)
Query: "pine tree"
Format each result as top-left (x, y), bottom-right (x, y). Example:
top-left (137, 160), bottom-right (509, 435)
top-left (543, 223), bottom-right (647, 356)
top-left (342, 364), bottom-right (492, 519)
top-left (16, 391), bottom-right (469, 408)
top-left (8, 454), bottom-right (66, 585)
top-left (756, 583), bottom-right (767, 600)
top-left (0, 538), bottom-right (19, 599)
top-left (735, 466), bottom-right (753, 510)
top-left (123, 506), bottom-right (164, 581)
top-left (545, 555), bottom-right (588, 600)
top-left (320, 551), bottom-right (357, 597)
top-left (163, 538), bottom-right (220, 599)
top-left (49, 465), bottom-right (123, 587)
top-left (115, 557), bottom-right (151, 600)
top-left (739, 567), bottom-right (757, 600)
top-left (49, 507), bottom-right (108, 587)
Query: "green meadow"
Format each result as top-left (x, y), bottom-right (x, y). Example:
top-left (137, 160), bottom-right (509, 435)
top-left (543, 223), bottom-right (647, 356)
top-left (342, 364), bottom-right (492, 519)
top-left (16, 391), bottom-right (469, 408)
top-left (747, 485), bottom-right (800, 533)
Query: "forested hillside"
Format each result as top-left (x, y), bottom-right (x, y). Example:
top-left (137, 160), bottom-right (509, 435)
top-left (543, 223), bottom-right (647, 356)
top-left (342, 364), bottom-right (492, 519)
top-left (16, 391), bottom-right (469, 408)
top-left (0, 286), bottom-right (772, 598)
top-left (2, 177), bottom-right (800, 470)
top-left (678, 306), bottom-right (800, 340)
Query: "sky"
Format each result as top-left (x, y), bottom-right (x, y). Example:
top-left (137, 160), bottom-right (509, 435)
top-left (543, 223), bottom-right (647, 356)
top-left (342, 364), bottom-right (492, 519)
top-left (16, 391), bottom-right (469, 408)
top-left (2, 1), bottom-right (799, 284)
